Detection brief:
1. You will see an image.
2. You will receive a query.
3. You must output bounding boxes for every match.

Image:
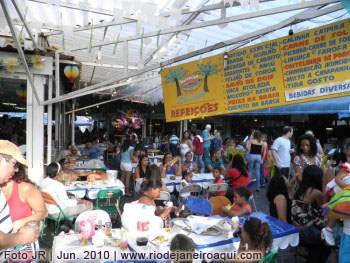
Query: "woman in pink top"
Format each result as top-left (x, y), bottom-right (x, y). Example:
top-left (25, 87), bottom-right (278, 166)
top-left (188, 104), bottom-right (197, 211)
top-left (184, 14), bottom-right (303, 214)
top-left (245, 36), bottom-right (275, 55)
top-left (1, 164), bottom-right (47, 259)
top-left (1, 165), bottom-right (47, 232)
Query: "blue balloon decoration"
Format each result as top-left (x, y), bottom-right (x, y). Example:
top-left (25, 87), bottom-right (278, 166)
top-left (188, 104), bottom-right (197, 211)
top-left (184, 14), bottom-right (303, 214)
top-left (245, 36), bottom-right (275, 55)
top-left (341, 0), bottom-right (350, 14)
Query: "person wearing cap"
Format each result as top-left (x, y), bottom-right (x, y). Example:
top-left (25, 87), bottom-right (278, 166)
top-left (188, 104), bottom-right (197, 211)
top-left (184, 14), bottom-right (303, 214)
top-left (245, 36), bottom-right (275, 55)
top-left (0, 140), bottom-right (39, 255)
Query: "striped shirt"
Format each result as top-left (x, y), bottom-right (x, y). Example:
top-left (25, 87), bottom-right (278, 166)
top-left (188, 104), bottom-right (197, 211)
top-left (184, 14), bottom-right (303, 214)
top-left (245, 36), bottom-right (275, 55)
top-left (0, 189), bottom-right (13, 261)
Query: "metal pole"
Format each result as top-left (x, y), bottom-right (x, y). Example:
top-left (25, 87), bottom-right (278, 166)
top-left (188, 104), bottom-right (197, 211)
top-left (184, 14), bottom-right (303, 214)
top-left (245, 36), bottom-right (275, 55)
top-left (47, 76), bottom-right (53, 164)
top-left (71, 100), bottom-right (75, 145)
top-left (10, 0), bottom-right (39, 51)
top-left (0, 0), bottom-right (41, 104)
top-left (124, 41), bottom-right (128, 77)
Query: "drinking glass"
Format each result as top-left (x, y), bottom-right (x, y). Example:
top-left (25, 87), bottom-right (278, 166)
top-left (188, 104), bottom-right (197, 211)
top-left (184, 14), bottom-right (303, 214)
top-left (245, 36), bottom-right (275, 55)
top-left (105, 222), bottom-right (112, 237)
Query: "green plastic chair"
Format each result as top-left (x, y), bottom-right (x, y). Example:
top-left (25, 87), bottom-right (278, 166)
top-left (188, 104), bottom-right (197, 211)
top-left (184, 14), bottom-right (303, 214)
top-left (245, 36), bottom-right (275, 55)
top-left (40, 192), bottom-right (75, 242)
top-left (259, 250), bottom-right (278, 263)
top-left (96, 189), bottom-right (123, 214)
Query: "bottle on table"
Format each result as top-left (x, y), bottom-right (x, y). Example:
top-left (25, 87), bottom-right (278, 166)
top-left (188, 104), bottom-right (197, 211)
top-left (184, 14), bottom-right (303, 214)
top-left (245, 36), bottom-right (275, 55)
top-left (120, 230), bottom-right (128, 250)
top-left (136, 205), bottom-right (150, 246)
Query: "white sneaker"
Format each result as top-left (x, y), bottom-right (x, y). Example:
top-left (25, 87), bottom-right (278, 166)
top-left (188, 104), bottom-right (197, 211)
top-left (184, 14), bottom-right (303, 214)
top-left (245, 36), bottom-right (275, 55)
top-left (321, 227), bottom-right (335, 246)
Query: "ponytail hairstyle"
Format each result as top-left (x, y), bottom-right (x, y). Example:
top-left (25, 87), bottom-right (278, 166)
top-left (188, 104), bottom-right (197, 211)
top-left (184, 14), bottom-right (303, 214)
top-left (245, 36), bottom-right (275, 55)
top-left (243, 217), bottom-right (272, 252)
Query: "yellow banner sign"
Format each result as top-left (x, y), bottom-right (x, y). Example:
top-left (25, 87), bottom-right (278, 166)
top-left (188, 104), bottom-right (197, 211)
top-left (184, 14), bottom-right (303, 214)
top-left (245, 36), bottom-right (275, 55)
top-left (161, 19), bottom-right (350, 122)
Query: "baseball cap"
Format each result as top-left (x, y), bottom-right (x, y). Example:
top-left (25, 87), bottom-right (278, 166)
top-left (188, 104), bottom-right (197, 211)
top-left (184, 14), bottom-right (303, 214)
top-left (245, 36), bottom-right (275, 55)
top-left (0, 140), bottom-right (28, 166)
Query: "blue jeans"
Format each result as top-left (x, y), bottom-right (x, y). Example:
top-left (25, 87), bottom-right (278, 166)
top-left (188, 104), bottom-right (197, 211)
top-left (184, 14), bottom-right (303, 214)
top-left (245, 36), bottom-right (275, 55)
top-left (248, 154), bottom-right (262, 188)
top-left (170, 143), bottom-right (178, 157)
top-left (203, 147), bottom-right (210, 161)
top-left (194, 154), bottom-right (204, 173)
top-left (340, 233), bottom-right (350, 263)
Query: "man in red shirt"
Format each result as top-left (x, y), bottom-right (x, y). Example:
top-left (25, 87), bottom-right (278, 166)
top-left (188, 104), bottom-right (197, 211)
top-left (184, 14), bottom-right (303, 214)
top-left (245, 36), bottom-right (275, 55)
top-left (193, 129), bottom-right (204, 173)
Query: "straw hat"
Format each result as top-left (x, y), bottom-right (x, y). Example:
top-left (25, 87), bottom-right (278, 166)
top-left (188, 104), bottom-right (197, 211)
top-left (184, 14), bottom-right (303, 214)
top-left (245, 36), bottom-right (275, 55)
top-left (0, 140), bottom-right (28, 166)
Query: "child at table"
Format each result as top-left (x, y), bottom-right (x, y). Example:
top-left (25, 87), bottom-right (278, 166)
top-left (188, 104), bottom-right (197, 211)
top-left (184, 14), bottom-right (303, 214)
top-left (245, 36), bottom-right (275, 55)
top-left (170, 234), bottom-right (195, 263)
top-left (322, 162), bottom-right (350, 246)
top-left (209, 167), bottom-right (226, 196)
top-left (179, 170), bottom-right (193, 200)
top-left (221, 187), bottom-right (251, 217)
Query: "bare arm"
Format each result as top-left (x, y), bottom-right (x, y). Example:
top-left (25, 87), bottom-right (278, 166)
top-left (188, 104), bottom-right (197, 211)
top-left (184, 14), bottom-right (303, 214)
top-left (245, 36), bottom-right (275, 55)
top-left (293, 158), bottom-right (303, 183)
top-left (335, 168), bottom-right (348, 190)
top-left (13, 184), bottom-right (48, 233)
top-left (0, 227), bottom-right (39, 249)
top-left (175, 165), bottom-right (182, 177)
top-left (271, 150), bottom-right (281, 169)
top-left (274, 195), bottom-right (288, 223)
top-left (159, 164), bottom-right (167, 178)
top-left (246, 140), bottom-right (251, 152)
top-left (134, 166), bottom-right (140, 180)
top-left (222, 207), bottom-right (250, 217)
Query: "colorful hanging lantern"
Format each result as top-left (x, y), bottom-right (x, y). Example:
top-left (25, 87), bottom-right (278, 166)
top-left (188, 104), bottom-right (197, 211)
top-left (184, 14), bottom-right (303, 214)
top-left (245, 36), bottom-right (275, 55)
top-left (16, 84), bottom-right (27, 101)
top-left (64, 65), bottom-right (80, 83)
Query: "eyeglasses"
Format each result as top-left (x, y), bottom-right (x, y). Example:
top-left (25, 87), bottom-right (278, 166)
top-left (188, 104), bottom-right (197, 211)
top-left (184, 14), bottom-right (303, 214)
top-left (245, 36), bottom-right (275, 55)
top-left (12, 162), bottom-right (19, 169)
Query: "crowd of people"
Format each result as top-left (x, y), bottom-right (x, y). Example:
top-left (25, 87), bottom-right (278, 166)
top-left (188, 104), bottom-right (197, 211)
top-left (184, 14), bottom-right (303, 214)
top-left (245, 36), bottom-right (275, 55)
top-left (0, 118), bottom-right (349, 262)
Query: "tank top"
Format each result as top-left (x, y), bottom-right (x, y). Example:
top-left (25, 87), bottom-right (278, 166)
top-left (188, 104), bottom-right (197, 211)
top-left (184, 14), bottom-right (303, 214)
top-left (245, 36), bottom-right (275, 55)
top-left (269, 196), bottom-right (292, 224)
top-left (183, 161), bottom-right (195, 171)
top-left (165, 166), bottom-right (176, 175)
top-left (180, 143), bottom-right (191, 157)
top-left (250, 144), bottom-right (263, 154)
top-left (7, 182), bottom-right (32, 222)
top-left (138, 165), bottom-right (147, 178)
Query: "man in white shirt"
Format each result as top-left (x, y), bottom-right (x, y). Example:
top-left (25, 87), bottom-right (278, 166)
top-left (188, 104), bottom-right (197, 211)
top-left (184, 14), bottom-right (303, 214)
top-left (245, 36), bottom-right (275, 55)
top-left (271, 126), bottom-right (294, 178)
top-left (0, 140), bottom-right (39, 257)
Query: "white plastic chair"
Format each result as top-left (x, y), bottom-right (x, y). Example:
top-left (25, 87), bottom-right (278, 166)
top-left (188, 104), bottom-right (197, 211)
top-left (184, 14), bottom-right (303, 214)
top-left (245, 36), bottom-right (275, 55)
top-left (206, 183), bottom-right (228, 199)
top-left (156, 191), bottom-right (171, 201)
top-left (247, 179), bottom-right (257, 212)
top-left (74, 210), bottom-right (111, 232)
top-left (135, 178), bottom-right (144, 193)
top-left (179, 184), bottom-right (202, 204)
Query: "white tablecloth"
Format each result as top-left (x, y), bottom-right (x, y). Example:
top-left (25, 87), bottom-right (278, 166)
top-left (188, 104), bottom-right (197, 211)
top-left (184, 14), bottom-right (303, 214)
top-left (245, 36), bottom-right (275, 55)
top-left (51, 213), bottom-right (299, 262)
top-left (71, 159), bottom-right (106, 171)
top-left (66, 180), bottom-right (125, 199)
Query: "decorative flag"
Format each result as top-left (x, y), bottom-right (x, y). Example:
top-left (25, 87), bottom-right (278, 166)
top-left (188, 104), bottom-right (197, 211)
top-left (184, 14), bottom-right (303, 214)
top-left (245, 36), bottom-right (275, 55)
top-left (156, 29), bottom-right (161, 48)
top-left (19, 7), bottom-right (28, 42)
top-left (112, 33), bottom-right (120, 55)
top-left (64, 65), bottom-right (80, 82)
top-left (88, 19), bottom-right (94, 53)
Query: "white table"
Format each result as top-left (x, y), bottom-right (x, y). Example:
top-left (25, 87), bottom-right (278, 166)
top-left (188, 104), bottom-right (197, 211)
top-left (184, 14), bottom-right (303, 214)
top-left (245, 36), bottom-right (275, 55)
top-left (71, 159), bottom-right (106, 171)
top-left (66, 180), bottom-right (125, 199)
top-left (51, 212), bottom-right (299, 262)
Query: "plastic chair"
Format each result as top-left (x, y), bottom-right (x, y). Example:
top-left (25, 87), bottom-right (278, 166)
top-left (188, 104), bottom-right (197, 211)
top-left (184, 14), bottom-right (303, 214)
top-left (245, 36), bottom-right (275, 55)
top-left (185, 198), bottom-right (212, 215)
top-left (206, 183), bottom-right (228, 198)
top-left (179, 184), bottom-right (202, 204)
top-left (40, 192), bottom-right (75, 238)
top-left (247, 180), bottom-right (257, 212)
top-left (259, 250), bottom-right (278, 263)
top-left (209, 196), bottom-right (231, 216)
top-left (156, 191), bottom-right (171, 201)
top-left (74, 210), bottom-right (111, 232)
top-left (95, 189), bottom-right (123, 215)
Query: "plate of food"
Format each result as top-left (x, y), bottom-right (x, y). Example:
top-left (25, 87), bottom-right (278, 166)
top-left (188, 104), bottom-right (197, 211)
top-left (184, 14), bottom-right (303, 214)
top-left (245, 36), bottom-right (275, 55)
top-left (150, 235), bottom-right (169, 245)
top-left (201, 226), bottom-right (222, 236)
top-left (74, 182), bottom-right (89, 188)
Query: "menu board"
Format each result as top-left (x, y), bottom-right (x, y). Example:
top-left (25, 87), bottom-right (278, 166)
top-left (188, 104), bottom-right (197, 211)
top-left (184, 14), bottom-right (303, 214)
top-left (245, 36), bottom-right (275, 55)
top-left (161, 19), bottom-right (350, 122)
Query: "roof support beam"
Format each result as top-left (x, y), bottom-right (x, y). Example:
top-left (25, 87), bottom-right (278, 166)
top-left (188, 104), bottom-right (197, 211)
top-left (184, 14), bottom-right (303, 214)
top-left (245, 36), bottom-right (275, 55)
top-left (42, 3), bottom-right (343, 106)
top-left (43, 20), bottom-right (134, 37)
top-left (10, 0), bottom-right (39, 51)
top-left (69, 0), bottom-right (339, 52)
top-left (65, 86), bottom-right (158, 114)
top-left (0, 0), bottom-right (41, 104)
top-left (143, 0), bottom-right (211, 66)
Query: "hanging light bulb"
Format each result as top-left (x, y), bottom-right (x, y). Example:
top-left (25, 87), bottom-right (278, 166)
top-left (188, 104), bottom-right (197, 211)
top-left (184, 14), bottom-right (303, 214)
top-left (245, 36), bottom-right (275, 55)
top-left (223, 52), bottom-right (229, 70)
top-left (288, 25), bottom-right (294, 36)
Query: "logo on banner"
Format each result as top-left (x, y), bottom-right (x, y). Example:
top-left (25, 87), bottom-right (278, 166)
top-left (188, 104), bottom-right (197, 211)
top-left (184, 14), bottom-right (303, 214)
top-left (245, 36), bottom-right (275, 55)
top-left (165, 62), bottom-right (220, 105)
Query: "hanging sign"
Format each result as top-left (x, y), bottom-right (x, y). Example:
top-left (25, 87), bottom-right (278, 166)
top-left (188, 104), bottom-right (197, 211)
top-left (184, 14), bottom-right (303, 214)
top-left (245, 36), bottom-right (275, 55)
top-left (161, 19), bottom-right (350, 122)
